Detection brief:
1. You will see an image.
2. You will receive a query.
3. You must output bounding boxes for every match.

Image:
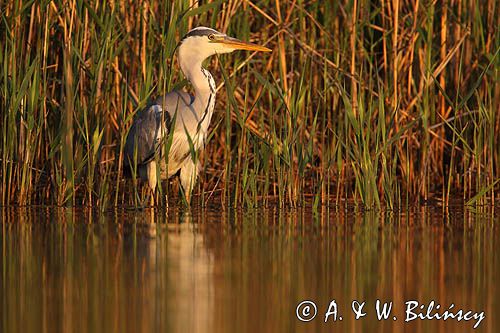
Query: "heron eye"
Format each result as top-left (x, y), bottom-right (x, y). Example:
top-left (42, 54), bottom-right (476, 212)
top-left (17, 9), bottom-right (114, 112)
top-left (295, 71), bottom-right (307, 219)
top-left (208, 34), bottom-right (215, 41)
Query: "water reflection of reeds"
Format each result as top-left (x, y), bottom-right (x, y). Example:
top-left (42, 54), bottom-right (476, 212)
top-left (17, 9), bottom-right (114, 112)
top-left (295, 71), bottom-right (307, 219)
top-left (1, 207), bottom-right (498, 332)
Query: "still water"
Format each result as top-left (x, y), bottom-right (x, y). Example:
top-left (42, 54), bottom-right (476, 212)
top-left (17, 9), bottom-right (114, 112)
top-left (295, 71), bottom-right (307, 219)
top-left (1, 206), bottom-right (498, 332)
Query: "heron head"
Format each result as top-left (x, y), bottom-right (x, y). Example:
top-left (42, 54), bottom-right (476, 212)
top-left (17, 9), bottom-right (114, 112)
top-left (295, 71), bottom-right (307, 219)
top-left (178, 27), bottom-right (271, 62)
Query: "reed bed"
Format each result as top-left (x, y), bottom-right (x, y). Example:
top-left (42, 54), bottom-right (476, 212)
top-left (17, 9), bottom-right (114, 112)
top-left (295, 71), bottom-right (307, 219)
top-left (0, 0), bottom-right (498, 209)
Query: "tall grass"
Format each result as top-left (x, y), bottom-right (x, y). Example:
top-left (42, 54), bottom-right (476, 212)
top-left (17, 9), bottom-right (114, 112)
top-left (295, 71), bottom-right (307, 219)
top-left (0, 0), bottom-right (498, 208)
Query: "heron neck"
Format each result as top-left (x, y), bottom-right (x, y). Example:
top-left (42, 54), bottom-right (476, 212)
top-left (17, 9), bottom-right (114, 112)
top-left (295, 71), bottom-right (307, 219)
top-left (180, 59), bottom-right (216, 112)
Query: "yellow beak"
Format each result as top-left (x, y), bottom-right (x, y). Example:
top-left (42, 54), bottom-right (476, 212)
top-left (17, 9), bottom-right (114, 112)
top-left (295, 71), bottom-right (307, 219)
top-left (218, 36), bottom-right (271, 52)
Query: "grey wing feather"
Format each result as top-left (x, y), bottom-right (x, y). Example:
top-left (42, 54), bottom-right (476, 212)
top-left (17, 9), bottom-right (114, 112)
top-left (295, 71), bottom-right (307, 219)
top-left (124, 90), bottom-right (193, 167)
top-left (154, 90), bottom-right (194, 118)
top-left (124, 104), bottom-right (169, 166)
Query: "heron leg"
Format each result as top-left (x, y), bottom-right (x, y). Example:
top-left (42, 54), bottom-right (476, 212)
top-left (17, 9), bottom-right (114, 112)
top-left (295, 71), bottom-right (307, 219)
top-left (146, 160), bottom-right (158, 191)
top-left (179, 159), bottom-right (199, 204)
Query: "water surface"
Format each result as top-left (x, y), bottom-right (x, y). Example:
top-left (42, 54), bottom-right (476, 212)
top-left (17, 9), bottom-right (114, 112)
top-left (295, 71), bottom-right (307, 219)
top-left (1, 206), bottom-right (498, 332)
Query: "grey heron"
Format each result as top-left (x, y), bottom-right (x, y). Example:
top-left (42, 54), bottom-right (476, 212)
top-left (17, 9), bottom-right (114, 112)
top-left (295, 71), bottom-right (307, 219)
top-left (124, 27), bottom-right (271, 203)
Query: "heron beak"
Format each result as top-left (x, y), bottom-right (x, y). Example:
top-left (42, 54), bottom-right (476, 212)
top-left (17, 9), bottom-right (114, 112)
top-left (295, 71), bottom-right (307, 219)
top-left (218, 36), bottom-right (271, 52)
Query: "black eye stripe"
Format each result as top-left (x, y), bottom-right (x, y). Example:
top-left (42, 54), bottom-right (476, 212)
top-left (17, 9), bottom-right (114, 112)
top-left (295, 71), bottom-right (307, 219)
top-left (182, 28), bottom-right (218, 40)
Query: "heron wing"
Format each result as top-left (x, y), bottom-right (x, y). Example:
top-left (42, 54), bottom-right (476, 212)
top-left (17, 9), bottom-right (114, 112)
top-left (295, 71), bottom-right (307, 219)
top-left (124, 90), bottom-right (194, 167)
top-left (154, 90), bottom-right (194, 118)
top-left (124, 104), bottom-right (169, 166)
